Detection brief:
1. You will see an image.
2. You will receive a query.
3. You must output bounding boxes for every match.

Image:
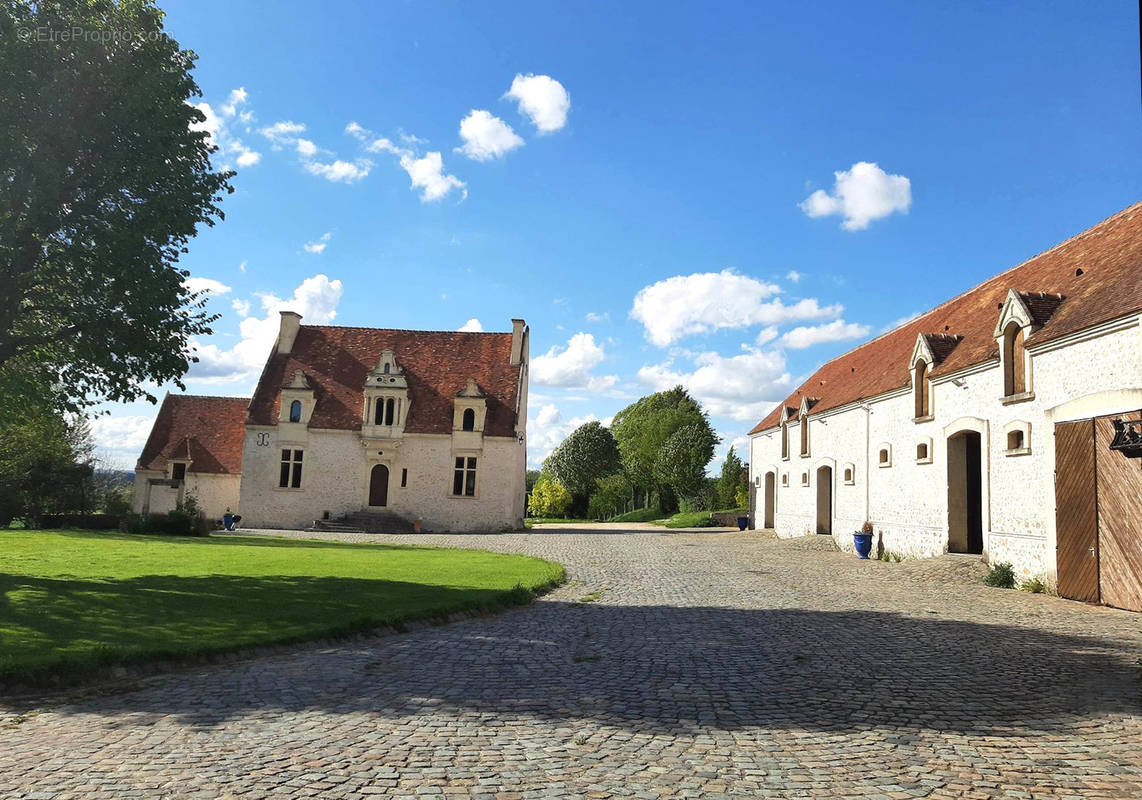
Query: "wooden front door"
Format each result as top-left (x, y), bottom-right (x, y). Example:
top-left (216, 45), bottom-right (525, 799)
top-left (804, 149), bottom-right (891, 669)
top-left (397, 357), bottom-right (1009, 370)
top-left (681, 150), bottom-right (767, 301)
top-left (1094, 412), bottom-right (1142, 612)
top-left (1054, 419), bottom-right (1099, 603)
top-left (369, 464), bottom-right (389, 507)
top-left (1055, 411), bottom-right (1142, 612)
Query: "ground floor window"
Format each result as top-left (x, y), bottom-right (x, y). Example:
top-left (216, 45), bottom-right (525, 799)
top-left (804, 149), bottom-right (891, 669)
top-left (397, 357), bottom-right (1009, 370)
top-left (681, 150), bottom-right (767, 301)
top-left (280, 449), bottom-right (303, 488)
top-left (452, 456), bottom-right (477, 497)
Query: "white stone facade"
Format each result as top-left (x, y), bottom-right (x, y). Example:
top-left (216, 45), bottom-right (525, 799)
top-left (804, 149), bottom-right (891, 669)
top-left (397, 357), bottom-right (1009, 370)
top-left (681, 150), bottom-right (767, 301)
top-left (132, 469), bottom-right (241, 522)
top-left (237, 429), bottom-right (527, 532)
top-left (750, 314), bottom-right (1142, 583)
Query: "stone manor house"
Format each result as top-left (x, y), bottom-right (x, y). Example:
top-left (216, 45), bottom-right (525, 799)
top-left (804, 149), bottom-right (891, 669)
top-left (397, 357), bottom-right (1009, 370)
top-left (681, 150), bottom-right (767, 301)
top-left (749, 202), bottom-right (1142, 612)
top-left (134, 315), bottom-right (530, 532)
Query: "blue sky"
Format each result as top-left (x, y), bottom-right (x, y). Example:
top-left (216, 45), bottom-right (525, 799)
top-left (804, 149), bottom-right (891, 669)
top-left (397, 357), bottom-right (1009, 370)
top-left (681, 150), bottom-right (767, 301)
top-left (94, 0), bottom-right (1141, 469)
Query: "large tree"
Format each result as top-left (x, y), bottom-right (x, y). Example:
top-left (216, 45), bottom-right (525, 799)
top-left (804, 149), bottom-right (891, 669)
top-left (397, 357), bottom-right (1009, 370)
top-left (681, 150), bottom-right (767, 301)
top-left (610, 386), bottom-right (719, 509)
top-left (715, 446), bottom-right (746, 510)
top-left (0, 402), bottom-right (95, 527)
top-left (0, 0), bottom-right (233, 411)
top-left (545, 420), bottom-right (621, 507)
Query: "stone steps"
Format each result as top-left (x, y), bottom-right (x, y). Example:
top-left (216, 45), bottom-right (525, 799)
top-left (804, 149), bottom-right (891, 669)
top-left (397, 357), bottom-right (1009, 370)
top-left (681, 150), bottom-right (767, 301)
top-left (341, 510), bottom-right (417, 534)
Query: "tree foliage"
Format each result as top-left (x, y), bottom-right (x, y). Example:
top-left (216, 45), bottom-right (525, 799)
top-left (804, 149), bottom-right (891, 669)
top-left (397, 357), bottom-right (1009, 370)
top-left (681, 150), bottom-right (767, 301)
top-left (716, 446), bottom-right (747, 509)
top-left (527, 474), bottom-right (571, 518)
top-left (0, 403), bottom-right (95, 526)
top-left (611, 386), bottom-right (719, 509)
top-left (654, 424), bottom-right (718, 503)
top-left (545, 420), bottom-right (621, 499)
top-left (0, 0), bottom-right (233, 412)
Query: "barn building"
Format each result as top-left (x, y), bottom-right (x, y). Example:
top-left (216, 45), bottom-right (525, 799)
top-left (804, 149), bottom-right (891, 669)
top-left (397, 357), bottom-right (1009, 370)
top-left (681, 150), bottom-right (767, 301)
top-left (748, 203), bottom-right (1142, 611)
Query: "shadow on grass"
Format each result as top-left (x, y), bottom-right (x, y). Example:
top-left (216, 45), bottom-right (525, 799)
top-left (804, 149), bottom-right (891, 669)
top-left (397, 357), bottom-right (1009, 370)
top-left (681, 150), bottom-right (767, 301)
top-left (39, 530), bottom-right (432, 551)
top-left (14, 599), bottom-right (1142, 737)
top-left (0, 572), bottom-right (551, 680)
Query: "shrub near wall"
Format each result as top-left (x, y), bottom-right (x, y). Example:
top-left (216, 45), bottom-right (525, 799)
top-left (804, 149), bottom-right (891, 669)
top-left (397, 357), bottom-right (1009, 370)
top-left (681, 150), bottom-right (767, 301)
top-left (120, 511), bottom-right (211, 537)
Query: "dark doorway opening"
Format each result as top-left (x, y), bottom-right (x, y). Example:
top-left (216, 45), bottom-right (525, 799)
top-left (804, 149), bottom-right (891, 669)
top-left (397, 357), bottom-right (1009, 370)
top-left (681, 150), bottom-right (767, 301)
top-left (815, 465), bottom-right (832, 535)
top-left (763, 472), bottom-right (776, 529)
top-left (947, 431), bottom-right (983, 554)
top-left (369, 464), bottom-right (390, 507)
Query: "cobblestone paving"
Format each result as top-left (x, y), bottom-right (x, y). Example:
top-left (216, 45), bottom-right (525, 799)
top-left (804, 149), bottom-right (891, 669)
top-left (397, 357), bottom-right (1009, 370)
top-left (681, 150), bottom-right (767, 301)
top-left (3, 527), bottom-right (1142, 799)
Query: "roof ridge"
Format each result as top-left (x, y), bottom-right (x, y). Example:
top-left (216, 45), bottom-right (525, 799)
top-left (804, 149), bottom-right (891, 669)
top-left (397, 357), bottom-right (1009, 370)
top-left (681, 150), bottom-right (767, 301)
top-left (775, 201), bottom-right (1142, 375)
top-left (166, 394), bottom-right (250, 401)
top-left (304, 324), bottom-right (513, 335)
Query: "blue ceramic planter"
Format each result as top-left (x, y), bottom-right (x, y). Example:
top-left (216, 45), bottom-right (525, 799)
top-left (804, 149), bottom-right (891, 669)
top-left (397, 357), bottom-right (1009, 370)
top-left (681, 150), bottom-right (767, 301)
top-left (737, 516), bottom-right (748, 531)
top-left (853, 532), bottom-right (873, 559)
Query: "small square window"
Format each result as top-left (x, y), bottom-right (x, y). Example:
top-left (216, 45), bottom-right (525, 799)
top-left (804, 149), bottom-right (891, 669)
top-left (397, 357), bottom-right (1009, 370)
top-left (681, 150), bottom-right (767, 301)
top-left (171, 463), bottom-right (186, 481)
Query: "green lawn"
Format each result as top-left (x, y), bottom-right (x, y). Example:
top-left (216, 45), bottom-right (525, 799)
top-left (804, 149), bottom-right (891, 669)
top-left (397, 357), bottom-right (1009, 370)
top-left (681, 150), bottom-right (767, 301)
top-left (0, 530), bottom-right (564, 678)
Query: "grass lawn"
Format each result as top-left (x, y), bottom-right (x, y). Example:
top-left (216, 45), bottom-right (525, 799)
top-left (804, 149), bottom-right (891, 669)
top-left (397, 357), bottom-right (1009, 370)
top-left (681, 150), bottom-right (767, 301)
top-left (524, 517), bottom-right (596, 527)
top-left (0, 530), bottom-right (564, 678)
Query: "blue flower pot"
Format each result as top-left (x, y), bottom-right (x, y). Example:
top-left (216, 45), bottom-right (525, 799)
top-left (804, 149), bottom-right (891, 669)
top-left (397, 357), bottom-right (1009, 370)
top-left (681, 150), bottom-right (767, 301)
top-left (222, 513), bottom-right (233, 531)
top-left (737, 516), bottom-right (748, 531)
top-left (853, 532), bottom-right (873, 559)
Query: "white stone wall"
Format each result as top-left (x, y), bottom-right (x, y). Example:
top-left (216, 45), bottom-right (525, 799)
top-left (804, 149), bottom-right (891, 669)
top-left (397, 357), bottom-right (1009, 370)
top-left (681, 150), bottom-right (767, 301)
top-left (750, 315), bottom-right (1142, 582)
top-left (237, 427), bottom-right (526, 532)
top-left (132, 469), bottom-right (241, 522)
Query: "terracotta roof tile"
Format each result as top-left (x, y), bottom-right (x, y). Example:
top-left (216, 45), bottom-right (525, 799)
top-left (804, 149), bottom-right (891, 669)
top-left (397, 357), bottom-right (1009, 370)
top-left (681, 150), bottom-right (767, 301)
top-left (136, 395), bottom-right (248, 474)
top-left (247, 326), bottom-right (522, 436)
top-left (751, 202), bottom-right (1142, 434)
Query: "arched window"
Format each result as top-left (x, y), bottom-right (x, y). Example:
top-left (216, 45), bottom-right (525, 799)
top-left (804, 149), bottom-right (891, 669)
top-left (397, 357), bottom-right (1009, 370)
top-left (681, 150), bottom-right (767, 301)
top-left (1003, 321), bottom-right (1026, 396)
top-left (462, 408), bottom-right (476, 431)
top-left (917, 443), bottom-right (928, 460)
top-left (374, 397), bottom-right (384, 425)
top-left (914, 360), bottom-right (930, 418)
top-left (289, 400), bottom-right (302, 423)
top-left (781, 423), bottom-right (789, 460)
top-left (385, 397), bottom-right (396, 426)
top-left (799, 416), bottom-right (810, 457)
top-left (1007, 430), bottom-right (1024, 450)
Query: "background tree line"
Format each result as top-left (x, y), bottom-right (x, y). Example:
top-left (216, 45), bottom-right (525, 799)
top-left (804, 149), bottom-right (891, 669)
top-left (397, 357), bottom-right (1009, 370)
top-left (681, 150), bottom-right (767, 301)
top-left (528, 386), bottom-right (749, 520)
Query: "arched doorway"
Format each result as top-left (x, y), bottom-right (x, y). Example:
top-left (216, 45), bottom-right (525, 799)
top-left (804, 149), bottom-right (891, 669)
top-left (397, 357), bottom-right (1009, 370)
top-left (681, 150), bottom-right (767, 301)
top-left (763, 472), bottom-right (776, 528)
top-left (368, 464), bottom-right (390, 507)
top-left (815, 465), bottom-right (832, 535)
top-left (947, 431), bottom-right (983, 553)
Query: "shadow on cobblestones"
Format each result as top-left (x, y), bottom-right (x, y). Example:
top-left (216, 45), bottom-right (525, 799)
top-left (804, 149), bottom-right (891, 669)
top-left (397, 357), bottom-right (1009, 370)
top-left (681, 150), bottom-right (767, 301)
top-left (53, 601), bottom-right (1142, 736)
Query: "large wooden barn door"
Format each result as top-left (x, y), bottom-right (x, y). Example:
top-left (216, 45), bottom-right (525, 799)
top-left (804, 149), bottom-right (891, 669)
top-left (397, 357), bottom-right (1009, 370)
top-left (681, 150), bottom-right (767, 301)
top-left (1055, 412), bottom-right (1142, 612)
top-left (1093, 412), bottom-right (1142, 612)
top-left (1054, 420), bottom-right (1099, 603)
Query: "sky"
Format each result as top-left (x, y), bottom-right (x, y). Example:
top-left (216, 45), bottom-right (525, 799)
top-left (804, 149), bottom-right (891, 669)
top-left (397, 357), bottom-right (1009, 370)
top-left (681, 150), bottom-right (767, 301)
top-left (93, 0), bottom-right (1141, 471)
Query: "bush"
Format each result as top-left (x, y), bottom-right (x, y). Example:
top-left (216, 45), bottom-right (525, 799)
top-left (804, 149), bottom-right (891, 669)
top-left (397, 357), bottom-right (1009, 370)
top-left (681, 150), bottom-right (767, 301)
top-left (984, 562), bottom-right (1016, 589)
top-left (119, 510), bottom-right (211, 537)
top-left (528, 474), bottom-right (572, 518)
top-left (1020, 576), bottom-right (1049, 594)
top-left (40, 513), bottom-right (121, 530)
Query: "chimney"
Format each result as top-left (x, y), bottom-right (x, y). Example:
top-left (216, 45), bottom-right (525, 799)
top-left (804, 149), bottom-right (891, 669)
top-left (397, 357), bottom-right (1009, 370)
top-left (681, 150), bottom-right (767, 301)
top-left (510, 318), bottom-right (527, 365)
top-left (277, 311), bottom-right (303, 354)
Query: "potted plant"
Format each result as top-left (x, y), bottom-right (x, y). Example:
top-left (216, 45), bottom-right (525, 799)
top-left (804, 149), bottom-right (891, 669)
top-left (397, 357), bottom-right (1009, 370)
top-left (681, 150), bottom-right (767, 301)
top-left (854, 521), bottom-right (874, 559)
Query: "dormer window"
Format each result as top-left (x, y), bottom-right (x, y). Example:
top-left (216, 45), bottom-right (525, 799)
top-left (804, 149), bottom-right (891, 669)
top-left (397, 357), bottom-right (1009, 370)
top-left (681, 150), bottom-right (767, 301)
top-left (781, 422), bottom-right (789, 460)
top-left (362, 350), bottom-right (410, 437)
top-left (910, 333), bottom-right (957, 423)
top-left (994, 289), bottom-right (1061, 403)
top-left (914, 360), bottom-right (930, 419)
top-left (289, 400), bottom-right (302, 423)
top-left (462, 408), bottom-right (476, 431)
top-left (171, 462), bottom-right (187, 481)
top-left (453, 378), bottom-right (487, 440)
top-left (1002, 321), bottom-right (1026, 396)
top-left (799, 416), bottom-right (810, 457)
top-left (280, 369), bottom-right (315, 426)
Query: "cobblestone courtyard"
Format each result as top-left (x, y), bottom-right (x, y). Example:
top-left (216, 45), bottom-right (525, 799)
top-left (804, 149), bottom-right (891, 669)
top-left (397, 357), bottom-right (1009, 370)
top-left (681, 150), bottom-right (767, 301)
top-left (3, 527), bottom-right (1142, 799)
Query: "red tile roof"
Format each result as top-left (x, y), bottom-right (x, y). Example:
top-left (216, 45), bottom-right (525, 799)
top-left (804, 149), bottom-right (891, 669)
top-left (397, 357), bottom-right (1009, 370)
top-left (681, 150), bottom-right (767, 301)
top-left (136, 395), bottom-right (248, 474)
top-left (247, 326), bottom-right (522, 436)
top-left (751, 202), bottom-right (1142, 434)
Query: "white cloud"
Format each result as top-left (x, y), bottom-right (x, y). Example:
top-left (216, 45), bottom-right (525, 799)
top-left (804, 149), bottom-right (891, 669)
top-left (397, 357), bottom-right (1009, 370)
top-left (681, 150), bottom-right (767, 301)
top-left (189, 274), bottom-right (343, 384)
top-left (238, 260), bottom-right (248, 273)
top-left (638, 347), bottom-right (794, 423)
top-left (585, 311), bottom-right (609, 323)
top-left (191, 87), bottom-right (261, 170)
top-left (755, 326), bottom-right (779, 346)
top-left (800, 161), bottom-right (911, 231)
top-left (630, 269), bottom-right (842, 346)
top-left (883, 311), bottom-right (922, 332)
top-left (295, 138), bottom-right (318, 158)
top-left (505, 73), bottom-right (571, 133)
top-left (458, 318), bottom-right (484, 332)
top-left (456, 109), bottom-right (524, 161)
top-left (531, 332), bottom-right (618, 391)
top-left (231, 298), bottom-right (251, 317)
top-left (786, 270), bottom-right (802, 283)
top-left (260, 120), bottom-right (306, 144)
top-left (303, 232), bottom-right (332, 254)
top-left (355, 123), bottom-right (466, 202)
top-left (780, 319), bottom-right (871, 349)
top-left (184, 277), bottom-right (232, 296)
top-left (90, 415), bottom-right (157, 469)
top-left (304, 158), bottom-right (372, 183)
top-left (526, 404), bottom-right (604, 467)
